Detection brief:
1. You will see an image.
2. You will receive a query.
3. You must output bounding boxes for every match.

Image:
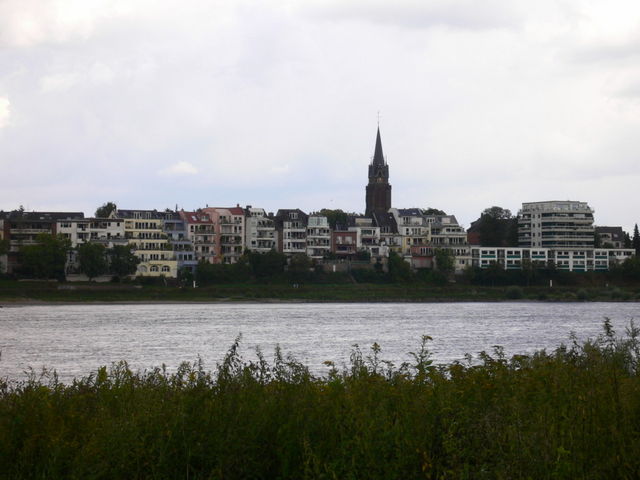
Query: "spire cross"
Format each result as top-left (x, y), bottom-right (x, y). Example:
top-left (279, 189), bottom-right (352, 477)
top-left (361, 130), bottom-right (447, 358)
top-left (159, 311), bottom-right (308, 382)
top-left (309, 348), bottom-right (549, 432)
top-left (377, 110), bottom-right (380, 127)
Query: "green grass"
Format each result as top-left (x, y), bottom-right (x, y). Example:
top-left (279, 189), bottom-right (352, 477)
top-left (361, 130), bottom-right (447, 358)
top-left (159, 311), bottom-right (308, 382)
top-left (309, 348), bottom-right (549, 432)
top-left (0, 280), bottom-right (639, 303)
top-left (2, 321), bottom-right (640, 479)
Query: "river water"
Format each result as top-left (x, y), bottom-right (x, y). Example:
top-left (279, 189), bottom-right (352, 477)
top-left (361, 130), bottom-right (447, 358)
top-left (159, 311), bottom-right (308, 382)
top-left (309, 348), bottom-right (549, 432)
top-left (0, 302), bottom-right (639, 383)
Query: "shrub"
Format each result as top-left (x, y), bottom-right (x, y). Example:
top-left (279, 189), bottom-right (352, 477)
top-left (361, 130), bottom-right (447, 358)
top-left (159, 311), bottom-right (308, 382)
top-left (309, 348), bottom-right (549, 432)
top-left (505, 285), bottom-right (524, 299)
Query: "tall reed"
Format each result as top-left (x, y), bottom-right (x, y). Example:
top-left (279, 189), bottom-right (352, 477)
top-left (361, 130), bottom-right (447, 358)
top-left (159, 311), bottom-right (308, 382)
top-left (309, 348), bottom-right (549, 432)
top-left (1, 321), bottom-right (640, 479)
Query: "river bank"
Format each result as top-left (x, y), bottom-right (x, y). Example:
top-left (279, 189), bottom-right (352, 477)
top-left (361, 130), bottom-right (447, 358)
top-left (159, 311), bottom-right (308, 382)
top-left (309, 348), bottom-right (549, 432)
top-left (0, 280), bottom-right (639, 303)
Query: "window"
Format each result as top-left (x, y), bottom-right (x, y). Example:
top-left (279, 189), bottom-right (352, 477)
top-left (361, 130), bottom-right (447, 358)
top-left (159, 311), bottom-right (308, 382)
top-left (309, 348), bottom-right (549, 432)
top-left (162, 266), bottom-right (170, 272)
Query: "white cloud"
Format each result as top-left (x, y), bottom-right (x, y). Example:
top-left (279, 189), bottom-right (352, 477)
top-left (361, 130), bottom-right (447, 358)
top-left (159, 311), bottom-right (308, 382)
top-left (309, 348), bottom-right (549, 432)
top-left (0, 98), bottom-right (10, 128)
top-left (0, 0), bottom-right (135, 47)
top-left (158, 161), bottom-right (199, 177)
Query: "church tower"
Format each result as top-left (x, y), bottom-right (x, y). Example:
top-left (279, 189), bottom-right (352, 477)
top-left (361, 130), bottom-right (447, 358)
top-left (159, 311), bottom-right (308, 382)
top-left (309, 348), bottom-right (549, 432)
top-left (365, 127), bottom-right (392, 216)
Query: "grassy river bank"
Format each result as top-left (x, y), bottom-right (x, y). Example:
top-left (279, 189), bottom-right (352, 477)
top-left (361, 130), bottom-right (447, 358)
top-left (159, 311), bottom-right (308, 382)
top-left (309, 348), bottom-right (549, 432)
top-left (2, 321), bottom-right (640, 479)
top-left (1, 279), bottom-right (640, 303)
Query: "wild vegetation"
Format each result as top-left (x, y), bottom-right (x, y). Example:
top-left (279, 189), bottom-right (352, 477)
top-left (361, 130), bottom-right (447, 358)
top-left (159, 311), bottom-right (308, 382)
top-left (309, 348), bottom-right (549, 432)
top-left (1, 321), bottom-right (640, 479)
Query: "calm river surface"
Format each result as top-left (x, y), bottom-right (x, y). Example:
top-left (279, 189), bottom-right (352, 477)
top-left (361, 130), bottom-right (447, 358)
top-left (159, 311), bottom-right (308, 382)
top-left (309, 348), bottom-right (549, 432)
top-left (1, 302), bottom-right (639, 383)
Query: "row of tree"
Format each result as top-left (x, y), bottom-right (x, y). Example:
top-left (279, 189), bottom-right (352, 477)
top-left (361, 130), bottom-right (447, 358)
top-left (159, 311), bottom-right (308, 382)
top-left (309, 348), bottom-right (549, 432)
top-left (12, 234), bottom-right (139, 281)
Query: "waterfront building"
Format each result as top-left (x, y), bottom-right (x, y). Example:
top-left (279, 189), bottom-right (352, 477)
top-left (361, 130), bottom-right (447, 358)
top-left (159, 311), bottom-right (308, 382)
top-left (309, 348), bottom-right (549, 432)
top-left (470, 247), bottom-right (634, 272)
top-left (331, 227), bottom-right (357, 259)
top-left (518, 201), bottom-right (595, 249)
top-left (0, 210), bottom-right (83, 274)
top-left (595, 226), bottom-right (626, 249)
top-left (389, 208), bottom-right (429, 256)
top-left (244, 207), bottom-right (276, 253)
top-left (306, 215), bottom-right (331, 259)
top-left (163, 212), bottom-right (196, 273)
top-left (117, 209), bottom-right (178, 277)
top-left (57, 217), bottom-right (127, 248)
top-left (201, 206), bottom-right (245, 264)
top-left (348, 215), bottom-right (384, 258)
top-left (179, 210), bottom-right (217, 265)
top-left (365, 127), bottom-right (392, 217)
top-left (274, 209), bottom-right (308, 256)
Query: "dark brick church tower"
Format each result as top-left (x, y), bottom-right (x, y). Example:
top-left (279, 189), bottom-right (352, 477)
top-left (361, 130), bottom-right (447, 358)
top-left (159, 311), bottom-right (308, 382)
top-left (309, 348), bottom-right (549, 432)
top-left (365, 127), bottom-right (392, 216)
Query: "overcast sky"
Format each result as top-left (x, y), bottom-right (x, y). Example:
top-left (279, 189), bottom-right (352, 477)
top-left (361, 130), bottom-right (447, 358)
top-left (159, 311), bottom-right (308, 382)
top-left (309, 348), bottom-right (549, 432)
top-left (1, 0), bottom-right (639, 231)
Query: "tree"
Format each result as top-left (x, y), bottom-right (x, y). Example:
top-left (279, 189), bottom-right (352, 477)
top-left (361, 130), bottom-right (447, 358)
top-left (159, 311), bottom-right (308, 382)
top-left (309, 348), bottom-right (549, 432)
top-left (319, 209), bottom-right (349, 230)
top-left (434, 248), bottom-right (455, 277)
top-left (387, 251), bottom-right (414, 283)
top-left (633, 224), bottom-right (640, 256)
top-left (248, 249), bottom-right (287, 278)
top-left (422, 208), bottom-right (446, 216)
top-left (95, 202), bottom-right (117, 218)
top-left (77, 242), bottom-right (108, 280)
top-left (20, 233), bottom-right (71, 280)
top-left (108, 245), bottom-right (140, 279)
top-left (482, 206), bottom-right (513, 219)
top-left (0, 238), bottom-right (9, 273)
top-left (288, 253), bottom-right (312, 281)
top-left (470, 206), bottom-right (518, 247)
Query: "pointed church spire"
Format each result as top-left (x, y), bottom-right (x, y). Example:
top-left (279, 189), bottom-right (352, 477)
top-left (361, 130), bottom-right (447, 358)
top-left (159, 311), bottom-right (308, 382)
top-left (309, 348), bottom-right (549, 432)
top-left (372, 127), bottom-right (385, 166)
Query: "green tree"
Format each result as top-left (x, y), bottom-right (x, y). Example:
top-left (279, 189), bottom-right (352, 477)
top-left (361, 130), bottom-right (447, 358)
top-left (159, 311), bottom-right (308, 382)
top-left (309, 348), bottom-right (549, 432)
top-left (388, 251), bottom-right (414, 283)
top-left (473, 206), bottom-right (518, 247)
top-left (248, 249), bottom-right (287, 279)
top-left (77, 242), bottom-right (108, 280)
top-left (319, 209), bottom-right (349, 230)
top-left (288, 254), bottom-right (312, 282)
top-left (633, 224), bottom-right (640, 255)
top-left (422, 208), bottom-right (446, 216)
top-left (20, 233), bottom-right (71, 280)
top-left (108, 245), bottom-right (140, 279)
top-left (0, 238), bottom-right (9, 273)
top-left (95, 202), bottom-right (117, 218)
top-left (434, 248), bottom-right (455, 277)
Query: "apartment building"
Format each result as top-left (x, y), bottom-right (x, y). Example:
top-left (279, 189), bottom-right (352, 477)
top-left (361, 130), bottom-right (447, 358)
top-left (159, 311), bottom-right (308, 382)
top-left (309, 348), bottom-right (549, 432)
top-left (0, 211), bottom-right (83, 274)
top-left (518, 201), bottom-right (595, 249)
top-left (244, 207), bottom-right (276, 253)
top-left (118, 209), bottom-right (178, 277)
top-left (202, 207), bottom-right (245, 264)
top-left (306, 215), bottom-right (331, 259)
top-left (470, 247), bottom-right (634, 272)
top-left (274, 209), bottom-right (308, 256)
top-left (180, 210), bottom-right (217, 265)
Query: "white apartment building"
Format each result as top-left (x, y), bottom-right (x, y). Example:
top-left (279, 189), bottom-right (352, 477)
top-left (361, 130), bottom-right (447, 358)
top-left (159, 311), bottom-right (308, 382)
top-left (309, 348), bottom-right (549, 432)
top-left (244, 207), bottom-right (276, 253)
top-left (306, 215), bottom-right (331, 259)
top-left (471, 247), bottom-right (634, 272)
top-left (518, 201), bottom-right (595, 249)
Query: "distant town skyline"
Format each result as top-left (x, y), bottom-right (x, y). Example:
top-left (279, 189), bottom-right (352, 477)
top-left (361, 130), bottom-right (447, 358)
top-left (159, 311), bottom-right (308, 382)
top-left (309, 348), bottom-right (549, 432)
top-left (1, 0), bottom-right (639, 232)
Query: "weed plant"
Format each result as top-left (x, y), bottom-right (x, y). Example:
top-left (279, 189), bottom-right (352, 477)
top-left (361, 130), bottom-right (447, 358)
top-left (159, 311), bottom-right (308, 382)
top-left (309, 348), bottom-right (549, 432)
top-left (2, 321), bottom-right (640, 479)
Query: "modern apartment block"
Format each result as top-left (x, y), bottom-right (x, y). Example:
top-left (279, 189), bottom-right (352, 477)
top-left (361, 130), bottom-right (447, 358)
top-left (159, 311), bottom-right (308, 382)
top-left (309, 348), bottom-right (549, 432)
top-left (275, 209), bottom-right (308, 256)
top-left (163, 212), bottom-right (197, 273)
top-left (349, 216), bottom-right (383, 257)
top-left (0, 211), bottom-right (83, 274)
top-left (57, 217), bottom-right (127, 248)
top-left (518, 201), bottom-right (595, 249)
top-left (306, 215), bottom-right (331, 259)
top-left (201, 207), bottom-right (245, 264)
top-left (118, 209), bottom-right (178, 277)
top-left (471, 247), bottom-right (634, 272)
top-left (244, 207), bottom-right (276, 253)
top-left (180, 210), bottom-right (217, 265)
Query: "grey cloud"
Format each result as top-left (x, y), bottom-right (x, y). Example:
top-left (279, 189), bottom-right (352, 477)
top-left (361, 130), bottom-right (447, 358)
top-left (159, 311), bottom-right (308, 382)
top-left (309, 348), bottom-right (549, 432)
top-left (301, 0), bottom-right (523, 31)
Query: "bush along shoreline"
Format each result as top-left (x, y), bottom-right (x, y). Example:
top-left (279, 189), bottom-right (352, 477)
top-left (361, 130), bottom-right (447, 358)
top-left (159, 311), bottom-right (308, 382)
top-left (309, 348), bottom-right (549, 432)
top-left (2, 320), bottom-right (640, 479)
